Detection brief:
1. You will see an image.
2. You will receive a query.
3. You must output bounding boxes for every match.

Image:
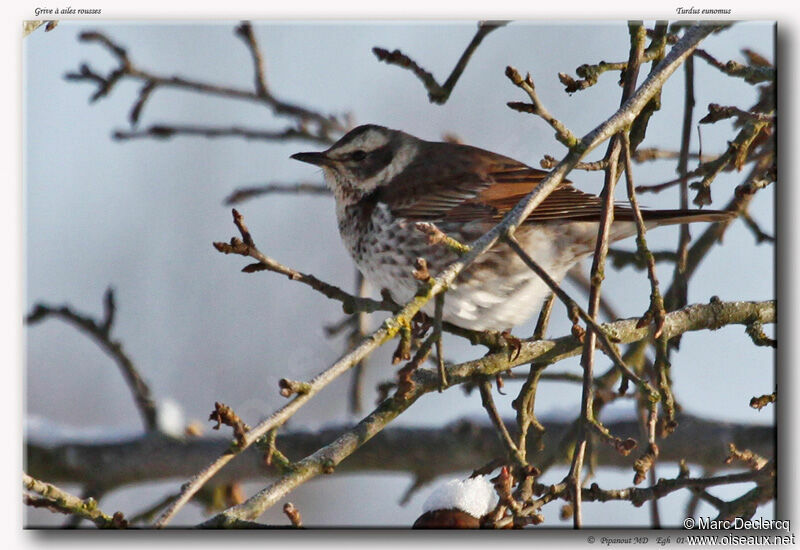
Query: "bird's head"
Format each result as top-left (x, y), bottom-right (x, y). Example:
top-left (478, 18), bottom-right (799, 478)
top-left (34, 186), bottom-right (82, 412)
top-left (291, 124), bottom-right (419, 205)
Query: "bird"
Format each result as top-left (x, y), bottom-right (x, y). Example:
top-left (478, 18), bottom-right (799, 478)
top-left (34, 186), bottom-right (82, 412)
top-left (292, 124), bottom-right (733, 332)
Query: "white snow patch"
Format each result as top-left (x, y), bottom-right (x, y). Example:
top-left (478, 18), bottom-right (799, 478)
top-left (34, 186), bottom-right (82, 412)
top-left (422, 476), bottom-right (498, 518)
top-left (25, 415), bottom-right (144, 446)
top-left (26, 398), bottom-right (188, 445)
top-left (155, 398), bottom-right (185, 437)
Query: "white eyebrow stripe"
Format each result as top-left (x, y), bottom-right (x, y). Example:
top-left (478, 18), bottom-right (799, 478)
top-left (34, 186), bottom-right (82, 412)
top-left (331, 131), bottom-right (390, 156)
top-left (357, 140), bottom-right (418, 195)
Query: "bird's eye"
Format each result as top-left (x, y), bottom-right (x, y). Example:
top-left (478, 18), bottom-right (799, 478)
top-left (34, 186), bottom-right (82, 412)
top-left (350, 150), bottom-right (367, 161)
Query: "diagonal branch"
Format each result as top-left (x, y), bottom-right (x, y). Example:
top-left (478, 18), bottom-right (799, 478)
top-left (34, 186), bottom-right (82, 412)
top-left (503, 235), bottom-right (655, 399)
top-left (65, 27), bottom-right (347, 142)
top-left (213, 209), bottom-right (396, 315)
top-left (203, 298), bottom-right (774, 525)
top-left (191, 21), bottom-right (722, 528)
top-left (663, 154), bottom-right (773, 312)
top-left (26, 288), bottom-right (157, 432)
top-left (621, 121), bottom-right (666, 340)
top-left (479, 380), bottom-right (522, 463)
top-left (694, 48), bottom-right (775, 84)
top-left (740, 210), bottom-right (775, 244)
top-left (154, 298), bottom-right (411, 527)
top-left (373, 21), bottom-right (506, 104)
top-left (506, 67), bottom-right (579, 148)
top-left (24, 473), bottom-right (128, 528)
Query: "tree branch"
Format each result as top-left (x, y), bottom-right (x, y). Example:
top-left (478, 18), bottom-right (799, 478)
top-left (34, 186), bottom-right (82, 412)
top-left (213, 209), bottom-right (397, 315)
top-left (113, 123), bottom-right (335, 145)
top-left (24, 473), bottom-right (128, 528)
top-left (568, 21), bottom-right (647, 528)
top-left (203, 298), bottom-right (773, 525)
top-left (694, 48), bottom-right (775, 84)
top-left (65, 27), bottom-right (347, 142)
top-left (26, 411), bottom-right (773, 491)
top-left (224, 182), bottom-right (330, 205)
top-left (26, 288), bottom-right (158, 432)
top-left (373, 21), bottom-right (506, 104)
top-left (195, 22), bottom-right (726, 528)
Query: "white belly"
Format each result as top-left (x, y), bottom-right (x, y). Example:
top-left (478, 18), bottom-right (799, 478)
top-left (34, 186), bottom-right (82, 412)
top-left (338, 201), bottom-right (637, 331)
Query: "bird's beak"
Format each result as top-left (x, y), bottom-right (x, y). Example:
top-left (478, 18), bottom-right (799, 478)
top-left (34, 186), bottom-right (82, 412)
top-left (291, 151), bottom-right (334, 167)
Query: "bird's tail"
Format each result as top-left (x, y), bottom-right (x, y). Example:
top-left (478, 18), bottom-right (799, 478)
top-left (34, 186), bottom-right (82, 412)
top-left (616, 208), bottom-right (736, 226)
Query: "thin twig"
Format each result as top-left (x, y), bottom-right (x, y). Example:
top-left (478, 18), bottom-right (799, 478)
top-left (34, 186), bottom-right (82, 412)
top-left (699, 103), bottom-right (775, 124)
top-left (568, 22), bottom-right (647, 529)
top-left (566, 266), bottom-right (621, 322)
top-left (503, 234), bottom-right (655, 400)
top-left (26, 288), bottom-right (157, 431)
top-left (66, 27), bottom-right (346, 141)
top-left (539, 155), bottom-right (609, 171)
top-left (479, 380), bottom-right (522, 464)
top-left (224, 182), bottom-right (330, 205)
top-left (494, 467), bottom-right (772, 528)
top-left (348, 272), bottom-right (370, 414)
top-left (434, 293), bottom-right (447, 390)
top-left (694, 48), bottom-right (775, 84)
top-left (745, 320), bottom-right (777, 348)
top-left (672, 54), bottom-right (695, 316)
top-left (629, 21), bottom-right (669, 153)
top-left (663, 154), bottom-right (773, 311)
top-left (193, 22), bottom-right (722, 527)
top-left (606, 248), bottom-right (679, 270)
top-left (113, 124), bottom-right (334, 145)
top-left (633, 147), bottom-right (713, 163)
top-left (556, 44), bottom-right (665, 94)
top-left (24, 473), bottom-right (128, 528)
top-left (203, 298), bottom-right (773, 525)
top-left (213, 209), bottom-right (397, 315)
top-left (644, 119), bottom-right (769, 204)
top-left (235, 22), bottom-right (269, 98)
top-left (621, 133), bottom-right (666, 338)
top-left (373, 21), bottom-right (506, 104)
top-left (635, 141), bottom-right (772, 199)
top-left (740, 210), bottom-right (775, 244)
top-left (127, 492), bottom-right (181, 525)
top-left (513, 294), bottom-right (556, 464)
top-left (506, 67), bottom-right (579, 149)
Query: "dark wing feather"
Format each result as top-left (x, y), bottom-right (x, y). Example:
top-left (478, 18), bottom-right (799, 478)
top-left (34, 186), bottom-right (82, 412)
top-left (374, 143), bottom-right (733, 226)
top-left (476, 171), bottom-right (610, 223)
top-left (380, 160), bottom-right (610, 224)
top-left (475, 169), bottom-right (734, 225)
